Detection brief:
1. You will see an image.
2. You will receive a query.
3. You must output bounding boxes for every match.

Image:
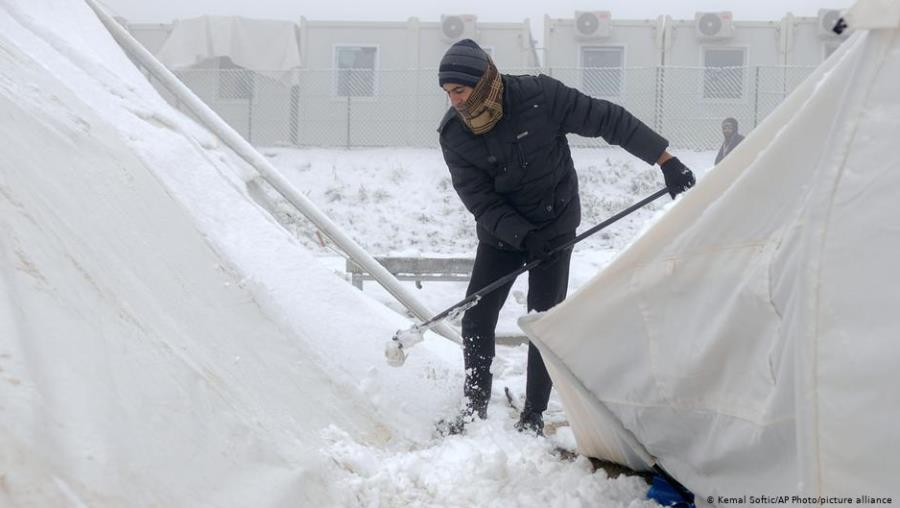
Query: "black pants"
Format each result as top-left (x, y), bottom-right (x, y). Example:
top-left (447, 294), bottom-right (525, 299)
top-left (461, 234), bottom-right (574, 415)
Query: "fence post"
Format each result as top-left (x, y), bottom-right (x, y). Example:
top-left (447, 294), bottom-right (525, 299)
top-left (782, 66), bottom-right (789, 106)
top-left (289, 83), bottom-right (300, 146)
top-left (346, 95), bottom-right (352, 149)
top-left (753, 66), bottom-right (761, 128)
top-left (654, 66), bottom-right (665, 134)
top-left (247, 71), bottom-right (254, 144)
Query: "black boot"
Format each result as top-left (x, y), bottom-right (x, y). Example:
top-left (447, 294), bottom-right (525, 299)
top-left (463, 370), bottom-right (491, 420)
top-left (435, 372), bottom-right (492, 436)
top-left (514, 403), bottom-right (544, 436)
top-left (435, 408), bottom-right (477, 436)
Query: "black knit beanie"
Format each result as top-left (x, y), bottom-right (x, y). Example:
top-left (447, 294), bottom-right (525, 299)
top-left (438, 39), bottom-right (490, 88)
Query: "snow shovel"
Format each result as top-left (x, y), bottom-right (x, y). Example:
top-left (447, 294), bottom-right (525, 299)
top-left (385, 187), bottom-right (669, 366)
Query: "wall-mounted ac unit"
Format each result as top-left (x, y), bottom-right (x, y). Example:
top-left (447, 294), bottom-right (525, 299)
top-left (440, 14), bottom-right (477, 43)
top-left (695, 12), bottom-right (734, 40)
top-left (817, 9), bottom-right (846, 38)
top-left (574, 11), bottom-right (611, 40)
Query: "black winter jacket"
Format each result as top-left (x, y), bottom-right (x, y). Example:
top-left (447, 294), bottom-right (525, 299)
top-left (439, 74), bottom-right (668, 250)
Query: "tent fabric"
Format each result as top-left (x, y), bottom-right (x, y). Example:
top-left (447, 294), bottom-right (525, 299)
top-left (0, 51), bottom-right (370, 505)
top-left (845, 0), bottom-right (900, 29)
top-left (155, 16), bottom-right (302, 81)
top-left (0, 2), bottom-right (459, 505)
top-left (0, 14), bottom-right (367, 505)
top-left (519, 2), bottom-right (900, 500)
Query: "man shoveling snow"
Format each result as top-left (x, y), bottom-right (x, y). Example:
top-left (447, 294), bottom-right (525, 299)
top-left (434, 38), bottom-right (696, 436)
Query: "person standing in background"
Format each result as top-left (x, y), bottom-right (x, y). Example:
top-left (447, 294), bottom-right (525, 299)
top-left (715, 117), bottom-right (745, 164)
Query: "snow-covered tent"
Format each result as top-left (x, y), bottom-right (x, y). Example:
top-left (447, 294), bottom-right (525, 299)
top-left (521, 0), bottom-right (900, 500)
top-left (0, 2), bottom-right (459, 505)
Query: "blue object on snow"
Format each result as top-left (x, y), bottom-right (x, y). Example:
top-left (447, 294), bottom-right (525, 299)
top-left (647, 474), bottom-right (695, 507)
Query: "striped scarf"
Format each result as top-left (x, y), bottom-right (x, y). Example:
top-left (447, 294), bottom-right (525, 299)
top-left (458, 59), bottom-right (503, 135)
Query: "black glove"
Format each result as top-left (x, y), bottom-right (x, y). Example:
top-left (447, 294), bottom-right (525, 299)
top-left (523, 232), bottom-right (553, 261)
top-left (660, 157), bottom-right (696, 199)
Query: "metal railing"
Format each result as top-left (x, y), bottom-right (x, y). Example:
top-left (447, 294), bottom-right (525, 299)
top-left (147, 65), bottom-right (817, 150)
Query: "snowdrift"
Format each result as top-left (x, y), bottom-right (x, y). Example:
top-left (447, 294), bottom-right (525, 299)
top-left (521, 1), bottom-right (900, 501)
top-left (0, 2), bottom-right (458, 506)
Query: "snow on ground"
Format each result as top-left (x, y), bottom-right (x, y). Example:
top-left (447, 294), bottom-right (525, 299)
top-left (262, 148), bottom-right (715, 337)
top-left (256, 147), bottom-right (715, 506)
top-left (322, 419), bottom-right (656, 508)
top-left (259, 147), bottom-right (715, 256)
top-left (0, 1), bottom-right (717, 505)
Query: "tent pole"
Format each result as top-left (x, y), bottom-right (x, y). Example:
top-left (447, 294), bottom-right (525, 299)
top-left (83, 0), bottom-right (463, 345)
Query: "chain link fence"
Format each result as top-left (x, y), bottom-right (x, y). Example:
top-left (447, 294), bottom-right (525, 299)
top-left (148, 65), bottom-right (817, 151)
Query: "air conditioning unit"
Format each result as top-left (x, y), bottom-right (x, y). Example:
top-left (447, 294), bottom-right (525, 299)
top-left (695, 12), bottom-right (734, 40)
top-left (440, 14), bottom-right (477, 43)
top-left (574, 11), bottom-right (611, 40)
top-left (817, 9), bottom-right (847, 38)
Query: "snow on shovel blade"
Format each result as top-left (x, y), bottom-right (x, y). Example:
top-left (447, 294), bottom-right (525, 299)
top-left (384, 325), bottom-right (425, 367)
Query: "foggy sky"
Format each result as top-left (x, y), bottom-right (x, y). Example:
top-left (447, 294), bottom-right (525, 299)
top-left (99, 0), bottom-right (854, 25)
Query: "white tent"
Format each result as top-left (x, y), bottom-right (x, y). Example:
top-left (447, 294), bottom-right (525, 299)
top-left (155, 16), bottom-right (302, 82)
top-left (521, 0), bottom-right (900, 500)
top-left (0, 2), bottom-right (458, 505)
